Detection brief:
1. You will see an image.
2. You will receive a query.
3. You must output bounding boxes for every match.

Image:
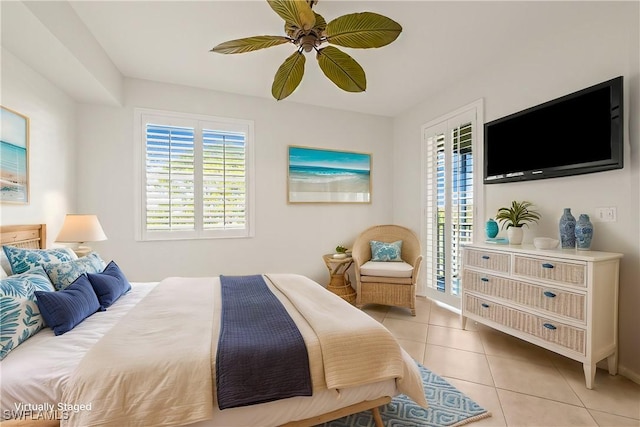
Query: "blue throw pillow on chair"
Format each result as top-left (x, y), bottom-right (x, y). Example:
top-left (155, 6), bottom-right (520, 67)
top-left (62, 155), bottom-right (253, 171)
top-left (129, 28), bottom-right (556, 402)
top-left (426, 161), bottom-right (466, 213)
top-left (370, 240), bottom-right (403, 262)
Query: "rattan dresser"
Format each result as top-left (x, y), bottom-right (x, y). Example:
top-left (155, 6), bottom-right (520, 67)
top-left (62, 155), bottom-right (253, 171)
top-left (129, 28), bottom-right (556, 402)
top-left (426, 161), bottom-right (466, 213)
top-left (461, 243), bottom-right (622, 389)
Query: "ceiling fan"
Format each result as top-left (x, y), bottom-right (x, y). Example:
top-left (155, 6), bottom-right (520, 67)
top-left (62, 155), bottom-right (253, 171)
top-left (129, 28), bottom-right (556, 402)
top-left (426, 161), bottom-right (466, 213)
top-left (210, 0), bottom-right (402, 101)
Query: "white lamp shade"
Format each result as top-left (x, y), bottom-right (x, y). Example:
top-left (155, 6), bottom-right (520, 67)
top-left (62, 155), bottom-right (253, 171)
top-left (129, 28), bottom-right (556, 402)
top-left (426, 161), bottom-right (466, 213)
top-left (56, 214), bottom-right (107, 243)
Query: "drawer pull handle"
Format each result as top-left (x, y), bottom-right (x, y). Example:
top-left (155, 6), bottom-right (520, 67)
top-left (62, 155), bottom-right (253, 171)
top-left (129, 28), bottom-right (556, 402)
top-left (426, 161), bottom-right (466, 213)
top-left (543, 323), bottom-right (557, 330)
top-left (543, 291), bottom-right (557, 298)
top-left (481, 277), bottom-right (489, 282)
top-left (481, 303), bottom-right (490, 308)
top-left (481, 255), bottom-right (490, 260)
top-left (542, 263), bottom-right (555, 269)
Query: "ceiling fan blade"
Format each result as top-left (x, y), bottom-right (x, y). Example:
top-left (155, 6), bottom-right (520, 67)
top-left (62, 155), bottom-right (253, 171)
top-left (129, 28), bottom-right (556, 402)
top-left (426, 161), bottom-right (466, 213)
top-left (312, 12), bottom-right (327, 32)
top-left (211, 36), bottom-right (291, 54)
top-left (286, 11), bottom-right (326, 38)
top-left (272, 51), bottom-right (306, 100)
top-left (316, 46), bottom-right (366, 93)
top-left (267, 0), bottom-right (315, 32)
top-left (326, 12), bottom-right (402, 48)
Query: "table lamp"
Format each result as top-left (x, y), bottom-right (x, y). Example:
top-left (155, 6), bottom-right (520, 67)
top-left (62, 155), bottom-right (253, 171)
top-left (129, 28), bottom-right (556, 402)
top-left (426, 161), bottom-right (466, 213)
top-left (55, 214), bottom-right (107, 257)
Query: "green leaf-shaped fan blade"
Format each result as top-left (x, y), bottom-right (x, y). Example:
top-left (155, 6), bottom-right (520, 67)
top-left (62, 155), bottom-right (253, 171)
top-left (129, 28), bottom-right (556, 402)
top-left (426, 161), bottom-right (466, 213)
top-left (287, 12), bottom-right (325, 38)
top-left (272, 51), bottom-right (306, 100)
top-left (267, 0), bottom-right (315, 31)
top-left (313, 12), bottom-right (327, 33)
top-left (316, 46), bottom-right (366, 93)
top-left (326, 12), bottom-right (402, 48)
top-left (211, 36), bottom-right (290, 54)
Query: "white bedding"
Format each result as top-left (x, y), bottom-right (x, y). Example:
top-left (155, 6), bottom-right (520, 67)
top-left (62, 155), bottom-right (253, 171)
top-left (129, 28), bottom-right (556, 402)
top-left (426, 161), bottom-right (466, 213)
top-left (1, 282), bottom-right (157, 409)
top-left (1, 278), bottom-right (423, 426)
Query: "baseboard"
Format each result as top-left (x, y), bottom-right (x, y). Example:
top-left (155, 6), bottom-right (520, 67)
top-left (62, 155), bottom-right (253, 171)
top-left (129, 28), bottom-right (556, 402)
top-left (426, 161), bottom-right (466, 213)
top-left (618, 364), bottom-right (640, 386)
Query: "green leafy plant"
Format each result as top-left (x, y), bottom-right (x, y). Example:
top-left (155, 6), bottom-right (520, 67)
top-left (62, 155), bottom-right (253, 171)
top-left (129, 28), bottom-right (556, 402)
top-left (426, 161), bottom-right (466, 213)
top-left (335, 245), bottom-right (347, 253)
top-left (495, 201), bottom-right (541, 229)
top-left (210, 0), bottom-right (402, 100)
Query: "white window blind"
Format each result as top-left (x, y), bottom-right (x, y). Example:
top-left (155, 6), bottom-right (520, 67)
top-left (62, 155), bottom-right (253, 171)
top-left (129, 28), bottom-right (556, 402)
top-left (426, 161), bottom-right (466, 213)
top-left (145, 124), bottom-right (195, 231)
top-left (423, 128), bottom-right (446, 296)
top-left (421, 101), bottom-right (482, 308)
top-left (202, 129), bottom-right (246, 231)
top-left (136, 109), bottom-right (254, 241)
top-left (450, 122), bottom-right (474, 296)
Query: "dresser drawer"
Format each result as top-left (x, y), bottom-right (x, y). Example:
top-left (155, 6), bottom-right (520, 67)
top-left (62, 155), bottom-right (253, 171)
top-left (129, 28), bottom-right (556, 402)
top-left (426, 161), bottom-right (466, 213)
top-left (463, 248), bottom-right (510, 273)
top-left (463, 270), bottom-right (586, 322)
top-left (464, 294), bottom-right (586, 355)
top-left (513, 255), bottom-right (586, 287)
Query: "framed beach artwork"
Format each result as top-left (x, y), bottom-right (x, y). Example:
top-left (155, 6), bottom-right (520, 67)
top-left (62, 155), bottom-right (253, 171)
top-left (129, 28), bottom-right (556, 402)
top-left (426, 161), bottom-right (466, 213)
top-left (288, 146), bottom-right (371, 203)
top-left (1, 106), bottom-right (29, 204)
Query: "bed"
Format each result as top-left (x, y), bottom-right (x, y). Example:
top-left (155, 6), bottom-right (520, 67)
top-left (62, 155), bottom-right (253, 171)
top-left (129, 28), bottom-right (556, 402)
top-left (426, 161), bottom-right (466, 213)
top-left (0, 224), bottom-right (427, 427)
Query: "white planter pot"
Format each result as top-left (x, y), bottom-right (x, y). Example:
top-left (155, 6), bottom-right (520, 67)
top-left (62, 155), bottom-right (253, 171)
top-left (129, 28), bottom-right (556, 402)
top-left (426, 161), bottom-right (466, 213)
top-left (508, 227), bottom-right (524, 245)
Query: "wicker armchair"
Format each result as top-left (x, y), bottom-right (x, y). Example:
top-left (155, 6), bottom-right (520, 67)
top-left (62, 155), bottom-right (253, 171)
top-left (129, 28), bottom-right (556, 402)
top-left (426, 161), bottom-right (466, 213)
top-left (352, 225), bottom-right (423, 316)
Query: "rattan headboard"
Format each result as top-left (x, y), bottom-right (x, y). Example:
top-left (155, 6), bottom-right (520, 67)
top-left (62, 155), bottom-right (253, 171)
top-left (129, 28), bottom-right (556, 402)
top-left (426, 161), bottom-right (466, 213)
top-left (0, 224), bottom-right (46, 249)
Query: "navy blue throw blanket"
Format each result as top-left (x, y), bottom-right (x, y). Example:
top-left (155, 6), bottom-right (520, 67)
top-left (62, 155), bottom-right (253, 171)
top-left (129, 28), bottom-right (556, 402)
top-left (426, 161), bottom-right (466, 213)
top-left (216, 275), bottom-right (312, 410)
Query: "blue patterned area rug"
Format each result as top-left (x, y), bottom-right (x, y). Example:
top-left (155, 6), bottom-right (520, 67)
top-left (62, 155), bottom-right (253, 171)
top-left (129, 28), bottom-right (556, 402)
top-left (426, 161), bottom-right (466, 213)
top-left (320, 362), bottom-right (491, 427)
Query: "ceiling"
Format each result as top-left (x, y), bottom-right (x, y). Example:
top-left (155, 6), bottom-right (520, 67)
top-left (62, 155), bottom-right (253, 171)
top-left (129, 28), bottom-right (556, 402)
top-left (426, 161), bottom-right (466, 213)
top-left (2, 1), bottom-right (587, 117)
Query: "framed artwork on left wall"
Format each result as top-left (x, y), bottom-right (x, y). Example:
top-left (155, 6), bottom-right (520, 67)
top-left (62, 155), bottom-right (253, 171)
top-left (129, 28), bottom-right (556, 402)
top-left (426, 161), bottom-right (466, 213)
top-left (1, 106), bottom-right (29, 204)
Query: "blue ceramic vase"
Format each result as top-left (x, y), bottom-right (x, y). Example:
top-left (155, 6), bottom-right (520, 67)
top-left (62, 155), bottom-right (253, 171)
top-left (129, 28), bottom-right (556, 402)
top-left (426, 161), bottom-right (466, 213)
top-left (485, 218), bottom-right (499, 238)
top-left (575, 214), bottom-right (593, 250)
top-left (559, 208), bottom-right (576, 249)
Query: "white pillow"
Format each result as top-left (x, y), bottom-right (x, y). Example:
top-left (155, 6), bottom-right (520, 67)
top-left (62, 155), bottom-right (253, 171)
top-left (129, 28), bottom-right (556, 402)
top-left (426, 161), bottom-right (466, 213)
top-left (0, 264), bottom-right (7, 279)
top-left (360, 261), bottom-right (414, 278)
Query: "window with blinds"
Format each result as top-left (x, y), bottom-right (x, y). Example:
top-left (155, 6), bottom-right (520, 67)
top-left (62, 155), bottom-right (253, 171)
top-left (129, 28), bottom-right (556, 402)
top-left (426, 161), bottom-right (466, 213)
top-left (421, 101), bottom-right (481, 308)
top-left (136, 109), bottom-right (254, 241)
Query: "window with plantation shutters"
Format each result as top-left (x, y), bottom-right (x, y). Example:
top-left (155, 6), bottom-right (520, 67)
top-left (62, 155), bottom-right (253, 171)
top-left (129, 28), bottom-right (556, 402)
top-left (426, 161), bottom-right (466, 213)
top-left (421, 101), bottom-right (483, 309)
top-left (135, 109), bottom-right (254, 241)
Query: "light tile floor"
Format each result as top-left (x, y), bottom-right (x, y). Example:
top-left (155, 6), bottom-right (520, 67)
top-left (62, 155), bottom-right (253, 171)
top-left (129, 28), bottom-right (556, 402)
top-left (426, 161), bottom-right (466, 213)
top-left (362, 297), bottom-right (640, 427)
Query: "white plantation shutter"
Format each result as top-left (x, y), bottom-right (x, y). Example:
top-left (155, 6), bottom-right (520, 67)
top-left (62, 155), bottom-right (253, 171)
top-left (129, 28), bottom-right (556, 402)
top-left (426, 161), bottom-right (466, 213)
top-left (450, 122), bottom-right (474, 296)
top-left (421, 101), bottom-right (482, 308)
top-left (145, 124), bottom-right (195, 231)
top-left (423, 127), bottom-right (447, 295)
top-left (202, 129), bottom-right (246, 230)
top-left (136, 109), bottom-right (254, 241)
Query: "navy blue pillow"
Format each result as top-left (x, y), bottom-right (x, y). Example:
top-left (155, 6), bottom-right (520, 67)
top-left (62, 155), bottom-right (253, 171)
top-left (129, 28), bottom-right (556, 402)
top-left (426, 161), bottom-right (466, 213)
top-left (87, 261), bottom-right (131, 310)
top-left (34, 275), bottom-right (101, 336)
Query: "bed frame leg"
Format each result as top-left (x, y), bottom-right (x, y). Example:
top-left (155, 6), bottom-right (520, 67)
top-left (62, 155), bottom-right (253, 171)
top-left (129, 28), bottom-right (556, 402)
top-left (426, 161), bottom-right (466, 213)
top-left (372, 406), bottom-right (385, 427)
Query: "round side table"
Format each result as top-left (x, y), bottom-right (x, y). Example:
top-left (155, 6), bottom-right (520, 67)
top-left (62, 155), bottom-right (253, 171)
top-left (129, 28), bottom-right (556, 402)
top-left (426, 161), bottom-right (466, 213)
top-left (322, 254), bottom-right (356, 304)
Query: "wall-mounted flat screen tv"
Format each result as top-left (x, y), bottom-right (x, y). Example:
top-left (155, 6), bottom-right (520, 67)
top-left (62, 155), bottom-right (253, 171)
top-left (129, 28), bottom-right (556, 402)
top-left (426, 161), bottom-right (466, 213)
top-left (484, 76), bottom-right (623, 184)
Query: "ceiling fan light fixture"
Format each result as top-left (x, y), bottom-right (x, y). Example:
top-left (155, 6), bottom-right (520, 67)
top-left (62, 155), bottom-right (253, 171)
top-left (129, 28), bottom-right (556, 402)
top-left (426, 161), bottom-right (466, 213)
top-left (211, 0), bottom-right (402, 100)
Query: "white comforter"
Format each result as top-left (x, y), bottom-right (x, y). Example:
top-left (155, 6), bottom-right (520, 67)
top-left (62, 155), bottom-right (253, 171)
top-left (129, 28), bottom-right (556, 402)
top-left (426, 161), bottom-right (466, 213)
top-left (1, 275), bottom-right (426, 427)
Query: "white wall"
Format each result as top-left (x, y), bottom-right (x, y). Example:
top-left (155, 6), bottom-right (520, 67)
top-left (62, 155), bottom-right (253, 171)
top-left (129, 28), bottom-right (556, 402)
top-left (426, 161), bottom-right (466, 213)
top-left (393, 2), bottom-right (640, 381)
top-left (74, 78), bottom-right (394, 285)
top-left (0, 49), bottom-right (76, 245)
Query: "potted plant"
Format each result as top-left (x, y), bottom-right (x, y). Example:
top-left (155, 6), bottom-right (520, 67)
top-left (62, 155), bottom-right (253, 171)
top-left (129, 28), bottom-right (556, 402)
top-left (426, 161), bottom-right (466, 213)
top-left (495, 200), bottom-right (541, 244)
top-left (335, 245), bottom-right (348, 254)
top-left (333, 244), bottom-right (349, 259)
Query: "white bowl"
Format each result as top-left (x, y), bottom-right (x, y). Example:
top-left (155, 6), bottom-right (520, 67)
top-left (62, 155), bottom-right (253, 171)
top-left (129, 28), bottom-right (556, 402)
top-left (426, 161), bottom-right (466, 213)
top-left (533, 237), bottom-right (559, 250)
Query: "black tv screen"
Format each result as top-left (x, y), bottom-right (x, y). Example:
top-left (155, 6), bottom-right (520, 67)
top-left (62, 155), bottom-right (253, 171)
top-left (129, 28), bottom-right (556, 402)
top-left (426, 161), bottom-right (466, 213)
top-left (484, 76), bottom-right (623, 184)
